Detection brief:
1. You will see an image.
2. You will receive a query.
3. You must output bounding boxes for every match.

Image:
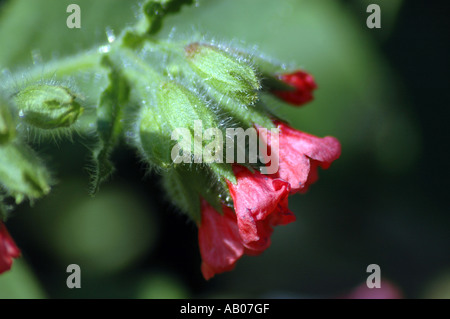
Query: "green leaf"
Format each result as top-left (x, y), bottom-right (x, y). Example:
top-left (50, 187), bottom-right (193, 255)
top-left (90, 56), bottom-right (130, 194)
top-left (139, 0), bottom-right (195, 35)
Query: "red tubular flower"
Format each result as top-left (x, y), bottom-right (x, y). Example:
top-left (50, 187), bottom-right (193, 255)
top-left (226, 165), bottom-right (295, 254)
top-left (259, 121), bottom-right (341, 193)
top-left (0, 222), bottom-right (21, 274)
top-left (198, 199), bottom-right (244, 280)
top-left (198, 124), bottom-right (339, 279)
top-left (272, 70), bottom-right (318, 106)
top-left (198, 167), bottom-right (295, 280)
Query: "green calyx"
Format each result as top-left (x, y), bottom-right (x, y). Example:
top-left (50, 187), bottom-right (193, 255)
top-left (0, 142), bottom-right (51, 204)
top-left (138, 80), bottom-right (221, 169)
top-left (0, 95), bottom-right (51, 206)
top-left (162, 164), bottom-right (233, 223)
top-left (185, 43), bottom-right (261, 106)
top-left (14, 84), bottom-right (84, 130)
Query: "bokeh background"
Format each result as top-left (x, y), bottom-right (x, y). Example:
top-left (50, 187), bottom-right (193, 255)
top-left (0, 0), bottom-right (448, 298)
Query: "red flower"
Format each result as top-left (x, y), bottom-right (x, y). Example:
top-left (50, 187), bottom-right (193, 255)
top-left (272, 70), bottom-right (317, 106)
top-left (226, 165), bottom-right (295, 254)
top-left (198, 166), bottom-right (296, 280)
top-left (0, 222), bottom-right (21, 274)
top-left (197, 124), bottom-right (339, 279)
top-left (259, 121), bottom-right (341, 193)
top-left (198, 199), bottom-right (244, 280)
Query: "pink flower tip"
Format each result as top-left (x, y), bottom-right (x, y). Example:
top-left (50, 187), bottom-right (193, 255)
top-left (0, 222), bottom-right (21, 275)
top-left (272, 70), bottom-right (318, 106)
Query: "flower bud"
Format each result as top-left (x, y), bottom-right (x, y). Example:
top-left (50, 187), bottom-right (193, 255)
top-left (271, 70), bottom-right (317, 106)
top-left (138, 81), bottom-right (220, 169)
top-left (14, 84), bottom-right (83, 130)
top-left (185, 43), bottom-right (261, 106)
top-left (0, 98), bottom-right (15, 145)
top-left (0, 142), bottom-right (51, 203)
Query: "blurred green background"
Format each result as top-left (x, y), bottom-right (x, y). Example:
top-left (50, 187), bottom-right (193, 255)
top-left (0, 0), bottom-right (449, 298)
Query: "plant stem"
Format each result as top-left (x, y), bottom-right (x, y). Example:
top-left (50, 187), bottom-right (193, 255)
top-left (24, 49), bottom-right (104, 83)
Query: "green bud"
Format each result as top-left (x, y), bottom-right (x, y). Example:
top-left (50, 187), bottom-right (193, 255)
top-left (14, 85), bottom-right (83, 130)
top-left (139, 81), bottom-right (221, 169)
top-left (185, 43), bottom-right (261, 106)
top-left (0, 98), bottom-right (16, 145)
top-left (0, 142), bottom-right (51, 203)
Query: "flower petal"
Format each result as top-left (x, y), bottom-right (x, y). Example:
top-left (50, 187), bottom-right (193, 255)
top-left (0, 222), bottom-right (21, 274)
top-left (198, 199), bottom-right (244, 280)
top-left (227, 166), bottom-right (292, 250)
top-left (272, 70), bottom-right (317, 106)
top-left (260, 121), bottom-right (341, 193)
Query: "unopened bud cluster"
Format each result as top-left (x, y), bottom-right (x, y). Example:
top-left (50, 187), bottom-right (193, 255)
top-left (107, 39), bottom-right (322, 223)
